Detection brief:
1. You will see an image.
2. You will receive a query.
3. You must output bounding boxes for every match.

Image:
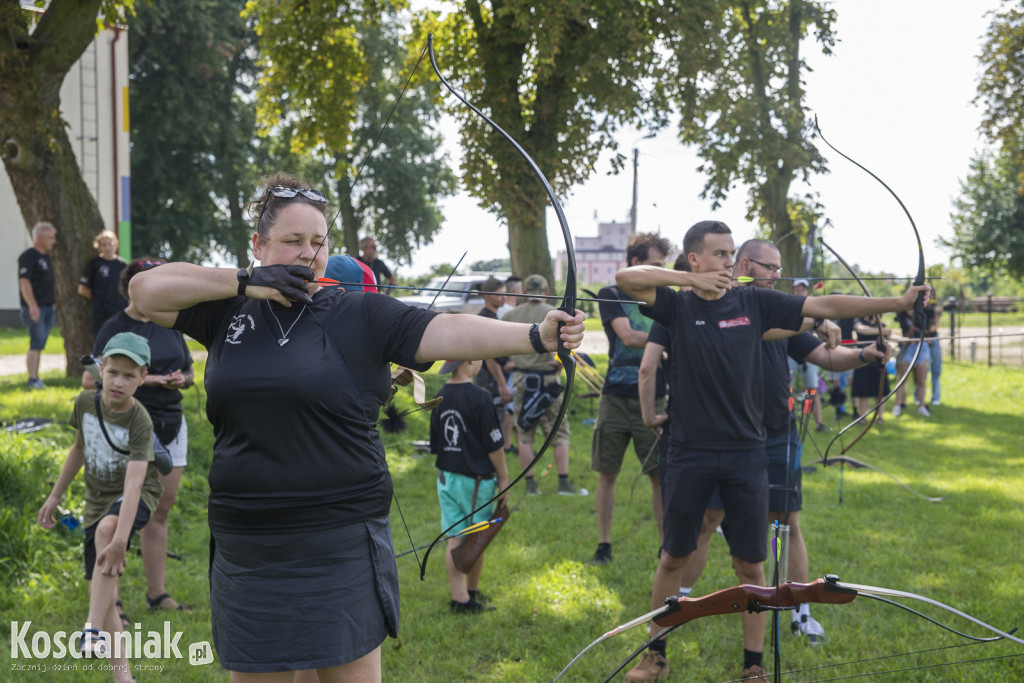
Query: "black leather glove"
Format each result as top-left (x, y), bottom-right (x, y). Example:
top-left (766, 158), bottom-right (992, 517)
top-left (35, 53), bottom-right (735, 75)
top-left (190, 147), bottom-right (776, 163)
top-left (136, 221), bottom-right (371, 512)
top-left (246, 264), bottom-right (314, 305)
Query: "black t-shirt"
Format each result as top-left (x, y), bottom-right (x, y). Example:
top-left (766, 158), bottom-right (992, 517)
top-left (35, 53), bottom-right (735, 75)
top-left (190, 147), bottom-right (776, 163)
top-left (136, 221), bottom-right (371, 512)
top-left (762, 333), bottom-right (821, 437)
top-left (174, 289), bottom-right (437, 534)
top-left (359, 257), bottom-right (392, 286)
top-left (93, 311), bottom-right (193, 441)
top-left (18, 248), bottom-right (55, 306)
top-left (641, 286), bottom-right (804, 450)
top-left (473, 307), bottom-right (509, 396)
top-left (81, 257), bottom-right (128, 331)
top-left (599, 286), bottom-right (666, 398)
top-left (837, 318), bottom-right (855, 342)
top-left (896, 306), bottom-right (936, 338)
top-left (430, 382), bottom-right (504, 477)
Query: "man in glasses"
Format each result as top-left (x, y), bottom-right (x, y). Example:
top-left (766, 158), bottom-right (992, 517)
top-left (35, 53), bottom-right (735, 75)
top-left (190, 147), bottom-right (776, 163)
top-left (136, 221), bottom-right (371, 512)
top-left (618, 222), bottom-right (925, 682)
top-left (359, 236), bottom-right (396, 295)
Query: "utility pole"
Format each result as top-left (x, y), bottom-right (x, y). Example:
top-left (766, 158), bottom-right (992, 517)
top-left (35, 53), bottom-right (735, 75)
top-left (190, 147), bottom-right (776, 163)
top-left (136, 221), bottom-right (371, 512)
top-left (630, 133), bottom-right (655, 234)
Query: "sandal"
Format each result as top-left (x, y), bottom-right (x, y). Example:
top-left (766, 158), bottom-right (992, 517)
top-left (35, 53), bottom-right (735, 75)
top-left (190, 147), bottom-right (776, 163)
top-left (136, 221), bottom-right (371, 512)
top-left (80, 628), bottom-right (107, 657)
top-left (146, 593), bottom-right (191, 613)
top-left (115, 600), bottom-right (132, 628)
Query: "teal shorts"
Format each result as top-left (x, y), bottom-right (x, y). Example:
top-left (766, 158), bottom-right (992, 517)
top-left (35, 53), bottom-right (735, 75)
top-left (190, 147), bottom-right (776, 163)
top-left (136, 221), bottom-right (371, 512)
top-left (437, 470), bottom-right (497, 534)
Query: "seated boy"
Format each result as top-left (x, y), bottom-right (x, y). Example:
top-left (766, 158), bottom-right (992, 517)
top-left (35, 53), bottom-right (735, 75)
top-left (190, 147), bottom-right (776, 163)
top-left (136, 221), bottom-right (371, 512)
top-left (38, 332), bottom-right (162, 681)
top-left (430, 358), bottom-right (509, 614)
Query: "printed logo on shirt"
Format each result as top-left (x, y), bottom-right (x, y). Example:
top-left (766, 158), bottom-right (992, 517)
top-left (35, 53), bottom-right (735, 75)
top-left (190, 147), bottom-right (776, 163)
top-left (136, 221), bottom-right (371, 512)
top-left (225, 314), bottom-right (255, 345)
top-left (718, 316), bottom-right (751, 329)
top-left (489, 428), bottom-right (502, 443)
top-left (99, 264), bottom-right (110, 278)
top-left (695, 320), bottom-right (706, 326)
top-left (440, 409), bottom-right (468, 453)
top-left (38, 258), bottom-right (49, 271)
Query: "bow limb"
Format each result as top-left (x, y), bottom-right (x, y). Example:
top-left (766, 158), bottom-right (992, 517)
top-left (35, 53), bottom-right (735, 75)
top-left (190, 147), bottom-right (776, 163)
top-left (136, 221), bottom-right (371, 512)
top-left (832, 580), bottom-right (1024, 646)
top-left (818, 238), bottom-right (886, 460)
top-left (418, 34), bottom-right (578, 580)
top-left (814, 116), bottom-right (927, 423)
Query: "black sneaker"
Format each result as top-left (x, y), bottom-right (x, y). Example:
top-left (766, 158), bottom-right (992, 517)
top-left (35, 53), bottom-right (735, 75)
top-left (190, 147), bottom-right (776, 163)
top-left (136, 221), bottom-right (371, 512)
top-left (449, 598), bottom-right (495, 614)
top-left (591, 543), bottom-right (612, 565)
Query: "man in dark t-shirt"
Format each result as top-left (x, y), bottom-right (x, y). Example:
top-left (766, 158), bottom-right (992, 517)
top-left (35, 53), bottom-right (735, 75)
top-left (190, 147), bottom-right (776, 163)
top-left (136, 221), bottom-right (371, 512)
top-left (358, 236), bottom-right (395, 294)
top-left (473, 277), bottom-right (512, 438)
top-left (618, 221), bottom-right (929, 682)
top-left (590, 233), bottom-right (669, 566)
top-left (18, 221), bottom-right (58, 389)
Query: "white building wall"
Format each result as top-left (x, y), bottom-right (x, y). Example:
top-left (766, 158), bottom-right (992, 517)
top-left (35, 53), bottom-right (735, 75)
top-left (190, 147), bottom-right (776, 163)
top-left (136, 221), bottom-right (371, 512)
top-left (1, 23), bottom-right (130, 323)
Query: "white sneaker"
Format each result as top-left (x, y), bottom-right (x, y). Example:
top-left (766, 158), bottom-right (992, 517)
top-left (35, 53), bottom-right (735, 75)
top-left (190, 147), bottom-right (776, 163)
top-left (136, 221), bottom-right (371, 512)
top-left (791, 614), bottom-right (825, 645)
top-left (917, 405), bottom-right (931, 417)
top-left (931, 400), bottom-right (940, 407)
top-left (891, 404), bottom-right (902, 417)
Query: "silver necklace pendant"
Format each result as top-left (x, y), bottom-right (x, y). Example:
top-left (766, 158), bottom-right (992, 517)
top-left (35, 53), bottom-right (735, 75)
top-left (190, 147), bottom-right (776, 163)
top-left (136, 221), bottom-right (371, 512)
top-left (278, 338), bottom-right (289, 347)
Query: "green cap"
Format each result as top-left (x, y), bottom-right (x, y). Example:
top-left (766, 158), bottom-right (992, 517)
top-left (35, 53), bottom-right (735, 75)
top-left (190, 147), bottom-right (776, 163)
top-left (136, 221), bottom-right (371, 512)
top-left (102, 332), bottom-right (150, 367)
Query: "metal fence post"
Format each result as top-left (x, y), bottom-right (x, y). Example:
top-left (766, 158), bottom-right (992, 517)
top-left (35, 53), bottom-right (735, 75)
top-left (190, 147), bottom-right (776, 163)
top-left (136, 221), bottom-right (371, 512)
top-left (987, 293), bottom-right (993, 367)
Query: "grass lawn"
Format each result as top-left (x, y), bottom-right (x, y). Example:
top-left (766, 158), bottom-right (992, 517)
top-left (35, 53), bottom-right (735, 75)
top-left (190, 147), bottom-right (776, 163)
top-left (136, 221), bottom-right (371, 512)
top-left (1, 356), bottom-right (1022, 681)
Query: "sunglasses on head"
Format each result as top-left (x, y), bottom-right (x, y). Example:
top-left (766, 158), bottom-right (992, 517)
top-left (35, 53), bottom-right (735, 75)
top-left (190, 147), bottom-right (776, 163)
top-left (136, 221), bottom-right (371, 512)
top-left (138, 260), bottom-right (166, 270)
top-left (267, 185), bottom-right (327, 203)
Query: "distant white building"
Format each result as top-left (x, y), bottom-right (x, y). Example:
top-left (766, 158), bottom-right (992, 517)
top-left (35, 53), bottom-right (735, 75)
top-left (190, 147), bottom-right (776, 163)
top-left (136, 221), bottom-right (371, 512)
top-left (1, 14), bottom-right (130, 325)
top-left (553, 220), bottom-right (632, 287)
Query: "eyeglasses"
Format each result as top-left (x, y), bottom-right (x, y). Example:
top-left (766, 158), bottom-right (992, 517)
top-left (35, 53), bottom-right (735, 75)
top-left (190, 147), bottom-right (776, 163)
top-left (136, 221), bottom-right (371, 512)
top-left (138, 260), bottom-right (166, 270)
top-left (748, 258), bottom-right (782, 274)
top-left (267, 186), bottom-right (327, 203)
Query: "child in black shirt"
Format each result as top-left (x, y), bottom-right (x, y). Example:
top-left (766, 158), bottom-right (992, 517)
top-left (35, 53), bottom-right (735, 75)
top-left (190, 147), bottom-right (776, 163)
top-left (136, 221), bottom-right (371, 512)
top-left (430, 359), bottom-right (509, 614)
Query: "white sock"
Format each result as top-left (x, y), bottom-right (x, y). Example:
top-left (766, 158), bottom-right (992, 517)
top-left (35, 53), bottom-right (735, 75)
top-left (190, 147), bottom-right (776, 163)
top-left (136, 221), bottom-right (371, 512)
top-left (678, 586), bottom-right (692, 597)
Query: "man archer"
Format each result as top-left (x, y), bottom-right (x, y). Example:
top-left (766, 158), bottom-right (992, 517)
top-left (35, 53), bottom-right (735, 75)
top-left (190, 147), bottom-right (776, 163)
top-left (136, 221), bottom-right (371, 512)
top-left (616, 220), bottom-right (927, 682)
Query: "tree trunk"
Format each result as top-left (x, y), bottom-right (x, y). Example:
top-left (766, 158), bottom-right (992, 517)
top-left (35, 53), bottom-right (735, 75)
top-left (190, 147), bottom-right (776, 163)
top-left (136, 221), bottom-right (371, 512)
top-left (0, 0), bottom-right (107, 376)
top-left (506, 200), bottom-right (557, 296)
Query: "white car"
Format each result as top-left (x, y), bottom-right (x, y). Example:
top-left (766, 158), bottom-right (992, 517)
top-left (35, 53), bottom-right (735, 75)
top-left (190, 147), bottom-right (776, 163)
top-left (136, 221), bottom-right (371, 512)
top-left (396, 272), bottom-right (511, 314)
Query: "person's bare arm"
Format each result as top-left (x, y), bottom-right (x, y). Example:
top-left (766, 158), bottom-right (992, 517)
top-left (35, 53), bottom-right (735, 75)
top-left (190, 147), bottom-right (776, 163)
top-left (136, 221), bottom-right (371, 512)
top-left (77, 284), bottom-right (93, 300)
top-left (616, 266), bottom-right (733, 306)
top-left (131, 263), bottom-right (313, 328)
top-left (415, 308), bottom-right (586, 364)
top-left (610, 316), bottom-right (648, 349)
top-left (638, 341), bottom-right (667, 435)
top-left (805, 341), bottom-right (888, 371)
top-left (484, 358), bottom-right (512, 403)
top-left (801, 284), bottom-right (930, 320)
top-left (19, 278), bottom-right (40, 322)
top-left (486, 447), bottom-right (510, 506)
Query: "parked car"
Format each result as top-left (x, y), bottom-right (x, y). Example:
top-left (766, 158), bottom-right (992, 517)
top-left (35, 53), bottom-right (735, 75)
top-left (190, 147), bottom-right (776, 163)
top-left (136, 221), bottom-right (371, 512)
top-left (396, 272), bottom-right (511, 314)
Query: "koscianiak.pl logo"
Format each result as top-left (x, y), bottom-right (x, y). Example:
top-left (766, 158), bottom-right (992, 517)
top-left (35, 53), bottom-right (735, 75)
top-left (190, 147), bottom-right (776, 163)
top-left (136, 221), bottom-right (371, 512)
top-left (9, 621), bottom-right (214, 672)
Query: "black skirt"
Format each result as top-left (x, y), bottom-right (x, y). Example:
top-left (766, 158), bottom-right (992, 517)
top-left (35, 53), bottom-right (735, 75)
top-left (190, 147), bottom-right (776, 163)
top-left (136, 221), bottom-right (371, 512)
top-left (209, 517), bottom-right (399, 672)
top-left (851, 362), bottom-right (890, 398)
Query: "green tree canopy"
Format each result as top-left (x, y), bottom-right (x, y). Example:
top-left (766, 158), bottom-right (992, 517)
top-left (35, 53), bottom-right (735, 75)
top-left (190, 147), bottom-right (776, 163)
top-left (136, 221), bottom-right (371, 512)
top-left (946, 151), bottom-right (1024, 280)
top-left (669, 0), bottom-right (836, 276)
top-left (976, 1), bottom-right (1024, 190)
top-left (244, 0), bottom-right (455, 266)
top-left (417, 0), bottom-right (704, 287)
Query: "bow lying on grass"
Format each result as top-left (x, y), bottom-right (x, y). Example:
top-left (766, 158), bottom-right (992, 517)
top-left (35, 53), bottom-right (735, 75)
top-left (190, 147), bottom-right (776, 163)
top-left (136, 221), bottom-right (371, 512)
top-left (553, 575), bottom-right (1023, 681)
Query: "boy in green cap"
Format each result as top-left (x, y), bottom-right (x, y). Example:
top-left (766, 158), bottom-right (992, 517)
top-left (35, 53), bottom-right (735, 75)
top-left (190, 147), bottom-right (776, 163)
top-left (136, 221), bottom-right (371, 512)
top-left (38, 332), bottom-right (163, 679)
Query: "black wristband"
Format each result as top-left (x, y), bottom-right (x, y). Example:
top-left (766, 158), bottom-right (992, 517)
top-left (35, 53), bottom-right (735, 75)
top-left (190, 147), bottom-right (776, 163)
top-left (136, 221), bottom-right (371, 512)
top-left (237, 264), bottom-right (252, 297)
top-left (858, 348), bottom-right (866, 363)
top-left (528, 323), bottom-right (546, 354)
top-left (813, 318), bottom-right (824, 331)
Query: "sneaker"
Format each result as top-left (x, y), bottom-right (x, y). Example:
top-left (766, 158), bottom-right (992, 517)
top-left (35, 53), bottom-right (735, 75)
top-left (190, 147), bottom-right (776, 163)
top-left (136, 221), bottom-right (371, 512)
top-left (625, 651), bottom-right (669, 681)
top-left (504, 444), bottom-right (518, 455)
top-left (792, 614), bottom-right (826, 645)
top-left (740, 664), bottom-right (769, 681)
top-left (27, 378), bottom-right (45, 390)
top-left (449, 598), bottom-right (495, 614)
top-left (469, 590), bottom-right (491, 605)
top-left (891, 404), bottom-right (902, 417)
top-left (557, 478), bottom-right (588, 496)
top-left (931, 400), bottom-right (940, 407)
top-left (917, 405), bottom-right (931, 417)
top-left (526, 479), bottom-right (540, 496)
top-left (815, 422), bottom-right (828, 432)
top-left (591, 543), bottom-right (612, 565)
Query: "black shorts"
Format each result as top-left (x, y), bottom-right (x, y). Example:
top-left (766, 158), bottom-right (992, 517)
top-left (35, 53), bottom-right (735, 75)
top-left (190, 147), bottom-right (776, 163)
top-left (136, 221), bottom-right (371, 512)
top-left (662, 446), bottom-right (768, 563)
top-left (708, 431), bottom-right (802, 514)
top-left (83, 500), bottom-right (151, 580)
